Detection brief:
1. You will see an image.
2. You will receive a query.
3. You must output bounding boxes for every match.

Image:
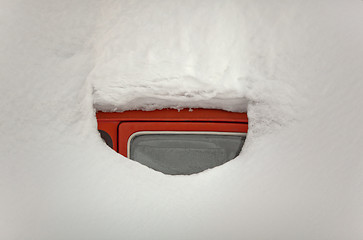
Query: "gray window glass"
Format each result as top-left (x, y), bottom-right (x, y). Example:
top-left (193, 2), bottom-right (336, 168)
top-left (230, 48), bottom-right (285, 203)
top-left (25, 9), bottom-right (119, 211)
top-left (129, 132), bottom-right (246, 175)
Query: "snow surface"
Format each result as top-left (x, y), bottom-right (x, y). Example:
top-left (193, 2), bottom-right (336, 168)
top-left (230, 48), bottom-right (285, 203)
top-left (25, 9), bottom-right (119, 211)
top-left (1, 0), bottom-right (363, 239)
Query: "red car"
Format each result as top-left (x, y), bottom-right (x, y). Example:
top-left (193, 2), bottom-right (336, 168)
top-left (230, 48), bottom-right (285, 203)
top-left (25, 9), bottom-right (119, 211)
top-left (97, 109), bottom-right (248, 175)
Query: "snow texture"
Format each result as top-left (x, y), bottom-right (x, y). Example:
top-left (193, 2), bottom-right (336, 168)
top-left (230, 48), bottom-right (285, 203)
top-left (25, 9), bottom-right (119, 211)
top-left (1, 0), bottom-right (363, 239)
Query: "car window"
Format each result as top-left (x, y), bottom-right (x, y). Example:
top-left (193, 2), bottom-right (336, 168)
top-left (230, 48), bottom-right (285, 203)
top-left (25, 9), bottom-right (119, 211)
top-left (129, 132), bottom-right (246, 175)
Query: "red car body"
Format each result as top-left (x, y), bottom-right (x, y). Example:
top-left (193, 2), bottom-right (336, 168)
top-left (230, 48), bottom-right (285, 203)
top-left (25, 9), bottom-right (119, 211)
top-left (96, 108), bottom-right (248, 157)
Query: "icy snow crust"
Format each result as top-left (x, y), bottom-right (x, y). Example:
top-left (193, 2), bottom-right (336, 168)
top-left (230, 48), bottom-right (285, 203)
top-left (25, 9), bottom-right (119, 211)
top-left (1, 1), bottom-right (363, 239)
top-left (91, 1), bottom-right (251, 113)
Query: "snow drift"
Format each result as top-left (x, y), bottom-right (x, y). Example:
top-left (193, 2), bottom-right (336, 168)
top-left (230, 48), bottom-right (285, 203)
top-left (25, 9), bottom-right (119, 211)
top-left (1, 0), bottom-right (362, 239)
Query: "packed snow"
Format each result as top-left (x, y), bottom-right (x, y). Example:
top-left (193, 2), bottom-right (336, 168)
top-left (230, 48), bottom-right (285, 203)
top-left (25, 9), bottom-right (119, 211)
top-left (1, 0), bottom-right (362, 239)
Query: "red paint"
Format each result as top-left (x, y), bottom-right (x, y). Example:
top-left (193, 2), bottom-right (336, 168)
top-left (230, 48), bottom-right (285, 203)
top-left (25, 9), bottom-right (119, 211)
top-left (96, 109), bottom-right (248, 157)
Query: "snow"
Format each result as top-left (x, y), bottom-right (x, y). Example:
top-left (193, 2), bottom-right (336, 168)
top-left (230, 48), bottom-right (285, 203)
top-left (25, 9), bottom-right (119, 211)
top-left (1, 0), bottom-right (363, 239)
top-left (91, 1), bottom-right (250, 113)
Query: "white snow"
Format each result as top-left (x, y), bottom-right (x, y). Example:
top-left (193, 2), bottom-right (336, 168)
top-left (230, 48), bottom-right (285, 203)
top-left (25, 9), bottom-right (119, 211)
top-left (1, 0), bottom-right (363, 239)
